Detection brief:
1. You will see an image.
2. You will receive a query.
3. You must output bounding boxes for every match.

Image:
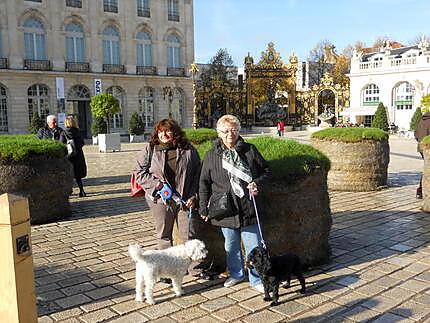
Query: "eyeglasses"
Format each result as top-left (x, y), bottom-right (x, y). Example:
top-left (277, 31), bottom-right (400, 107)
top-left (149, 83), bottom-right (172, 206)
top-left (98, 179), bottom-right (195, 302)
top-left (218, 128), bottom-right (238, 135)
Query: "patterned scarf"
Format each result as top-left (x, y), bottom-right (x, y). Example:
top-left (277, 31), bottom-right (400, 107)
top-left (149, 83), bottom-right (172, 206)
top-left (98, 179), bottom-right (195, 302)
top-left (222, 148), bottom-right (252, 198)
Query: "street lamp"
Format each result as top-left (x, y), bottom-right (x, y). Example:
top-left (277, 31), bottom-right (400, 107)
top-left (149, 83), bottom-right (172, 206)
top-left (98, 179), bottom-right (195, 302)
top-left (189, 62), bottom-right (199, 129)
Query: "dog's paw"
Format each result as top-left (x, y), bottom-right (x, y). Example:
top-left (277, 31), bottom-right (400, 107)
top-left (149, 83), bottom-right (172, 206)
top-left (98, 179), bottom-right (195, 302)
top-left (270, 301), bottom-right (279, 307)
top-left (281, 283), bottom-right (290, 289)
top-left (299, 289), bottom-right (306, 294)
top-left (263, 296), bottom-right (271, 302)
top-left (146, 298), bottom-right (155, 305)
top-left (175, 291), bottom-right (182, 297)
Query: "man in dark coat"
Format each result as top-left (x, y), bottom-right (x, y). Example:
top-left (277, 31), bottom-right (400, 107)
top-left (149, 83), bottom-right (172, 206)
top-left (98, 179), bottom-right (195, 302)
top-left (414, 110), bottom-right (430, 199)
top-left (37, 114), bottom-right (64, 140)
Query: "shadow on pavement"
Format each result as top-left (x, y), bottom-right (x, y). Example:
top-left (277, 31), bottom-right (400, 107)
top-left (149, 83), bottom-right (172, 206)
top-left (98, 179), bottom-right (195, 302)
top-left (388, 171), bottom-right (421, 187)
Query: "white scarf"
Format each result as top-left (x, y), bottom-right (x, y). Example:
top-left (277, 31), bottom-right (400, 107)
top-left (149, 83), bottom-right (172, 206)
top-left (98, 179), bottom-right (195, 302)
top-left (222, 149), bottom-right (252, 198)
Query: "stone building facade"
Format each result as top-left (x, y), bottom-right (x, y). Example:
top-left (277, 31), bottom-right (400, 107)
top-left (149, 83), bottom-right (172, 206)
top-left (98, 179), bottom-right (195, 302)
top-left (346, 39), bottom-right (430, 129)
top-left (0, 0), bottom-right (194, 137)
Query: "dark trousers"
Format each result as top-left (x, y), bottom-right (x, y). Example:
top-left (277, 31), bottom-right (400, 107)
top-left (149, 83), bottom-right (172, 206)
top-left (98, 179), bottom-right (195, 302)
top-left (148, 199), bottom-right (190, 250)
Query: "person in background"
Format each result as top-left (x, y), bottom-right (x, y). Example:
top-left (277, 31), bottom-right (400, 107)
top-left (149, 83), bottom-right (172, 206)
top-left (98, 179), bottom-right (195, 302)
top-left (276, 120), bottom-right (285, 137)
top-left (60, 116), bottom-right (87, 197)
top-left (133, 119), bottom-right (201, 283)
top-left (37, 114), bottom-right (64, 140)
top-left (199, 114), bottom-right (271, 293)
top-left (414, 108), bottom-right (430, 199)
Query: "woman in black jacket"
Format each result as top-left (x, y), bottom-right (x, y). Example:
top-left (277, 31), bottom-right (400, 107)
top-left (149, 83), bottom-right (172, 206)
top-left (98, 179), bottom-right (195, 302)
top-left (60, 116), bottom-right (87, 197)
top-left (199, 114), bottom-right (271, 293)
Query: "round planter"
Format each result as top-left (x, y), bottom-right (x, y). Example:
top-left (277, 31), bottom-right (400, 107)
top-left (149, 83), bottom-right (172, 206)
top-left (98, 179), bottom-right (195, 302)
top-left (183, 169), bottom-right (332, 271)
top-left (0, 156), bottom-right (73, 224)
top-left (421, 146), bottom-right (430, 212)
top-left (311, 139), bottom-right (389, 191)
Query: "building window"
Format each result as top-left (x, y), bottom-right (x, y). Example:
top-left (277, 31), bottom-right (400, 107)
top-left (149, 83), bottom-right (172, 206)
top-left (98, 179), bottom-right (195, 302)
top-left (102, 26), bottom-right (120, 64)
top-left (137, 0), bottom-right (150, 17)
top-left (0, 85), bottom-right (8, 132)
top-left (104, 0), bottom-right (118, 13)
top-left (23, 18), bottom-right (47, 60)
top-left (167, 34), bottom-right (181, 68)
top-left (362, 84), bottom-right (379, 106)
top-left (136, 31), bottom-right (152, 67)
top-left (364, 115), bottom-right (373, 127)
top-left (393, 82), bottom-right (414, 110)
top-left (25, 0), bottom-right (42, 2)
top-left (106, 86), bottom-right (124, 129)
top-left (65, 23), bottom-right (85, 62)
top-left (28, 84), bottom-right (50, 123)
top-left (139, 87), bottom-right (154, 128)
top-left (66, 0), bottom-right (82, 7)
top-left (167, 0), bottom-right (179, 21)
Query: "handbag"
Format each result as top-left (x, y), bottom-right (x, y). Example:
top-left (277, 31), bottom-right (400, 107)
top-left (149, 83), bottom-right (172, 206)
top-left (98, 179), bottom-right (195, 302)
top-left (66, 138), bottom-right (77, 158)
top-left (130, 173), bottom-right (145, 197)
top-left (207, 191), bottom-right (237, 220)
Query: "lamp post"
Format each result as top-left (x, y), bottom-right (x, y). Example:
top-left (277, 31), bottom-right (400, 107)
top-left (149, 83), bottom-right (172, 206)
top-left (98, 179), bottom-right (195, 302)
top-left (189, 63), bottom-right (199, 129)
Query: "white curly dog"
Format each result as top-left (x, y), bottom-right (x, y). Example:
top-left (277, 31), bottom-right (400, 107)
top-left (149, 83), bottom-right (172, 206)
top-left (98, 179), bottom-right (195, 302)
top-left (128, 239), bottom-right (207, 305)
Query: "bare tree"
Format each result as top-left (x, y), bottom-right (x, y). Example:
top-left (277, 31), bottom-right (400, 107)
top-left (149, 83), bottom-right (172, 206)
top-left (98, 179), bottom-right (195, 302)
top-left (407, 34), bottom-right (430, 46)
top-left (307, 40), bottom-right (336, 86)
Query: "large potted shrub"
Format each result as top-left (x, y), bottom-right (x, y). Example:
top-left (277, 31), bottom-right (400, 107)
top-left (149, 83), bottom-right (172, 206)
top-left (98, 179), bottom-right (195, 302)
top-left (311, 127), bottom-right (389, 191)
top-left (371, 103), bottom-right (389, 132)
top-left (28, 113), bottom-right (44, 134)
top-left (90, 93), bottom-right (121, 152)
top-left (128, 112), bottom-right (146, 143)
top-left (186, 133), bottom-right (332, 271)
top-left (0, 135), bottom-right (73, 224)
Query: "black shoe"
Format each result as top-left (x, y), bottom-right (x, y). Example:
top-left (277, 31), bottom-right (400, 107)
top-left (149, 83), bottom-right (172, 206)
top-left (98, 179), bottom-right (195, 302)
top-left (416, 188), bottom-right (423, 199)
top-left (160, 277), bottom-right (172, 284)
top-left (79, 191), bottom-right (87, 197)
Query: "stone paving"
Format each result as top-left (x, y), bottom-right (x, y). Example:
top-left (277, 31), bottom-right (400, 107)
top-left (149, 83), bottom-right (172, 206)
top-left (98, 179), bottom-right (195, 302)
top-left (33, 132), bottom-right (430, 323)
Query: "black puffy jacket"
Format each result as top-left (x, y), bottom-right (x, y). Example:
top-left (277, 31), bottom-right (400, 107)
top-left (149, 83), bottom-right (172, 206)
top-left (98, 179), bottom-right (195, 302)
top-left (199, 137), bottom-right (271, 229)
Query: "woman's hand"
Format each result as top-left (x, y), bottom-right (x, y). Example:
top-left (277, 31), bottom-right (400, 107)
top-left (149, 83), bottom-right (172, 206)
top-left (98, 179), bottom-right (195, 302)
top-left (247, 182), bottom-right (259, 196)
top-left (185, 196), bottom-right (196, 209)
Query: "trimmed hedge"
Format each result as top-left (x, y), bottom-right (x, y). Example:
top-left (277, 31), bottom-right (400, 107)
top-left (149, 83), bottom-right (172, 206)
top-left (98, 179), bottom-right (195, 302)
top-left (184, 128), bottom-right (218, 144)
top-left (311, 127), bottom-right (388, 143)
top-left (0, 135), bottom-right (66, 162)
top-left (195, 136), bottom-right (330, 183)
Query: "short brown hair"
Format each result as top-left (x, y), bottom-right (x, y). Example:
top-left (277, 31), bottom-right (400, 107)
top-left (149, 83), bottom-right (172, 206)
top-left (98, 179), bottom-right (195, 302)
top-left (149, 119), bottom-right (189, 148)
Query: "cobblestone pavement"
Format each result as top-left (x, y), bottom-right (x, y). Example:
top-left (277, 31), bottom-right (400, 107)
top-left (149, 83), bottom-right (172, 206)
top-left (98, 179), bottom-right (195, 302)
top-left (34, 133), bottom-right (430, 323)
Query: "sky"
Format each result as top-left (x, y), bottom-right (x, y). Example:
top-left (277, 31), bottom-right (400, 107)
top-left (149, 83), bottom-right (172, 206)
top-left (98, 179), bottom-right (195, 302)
top-left (194, 0), bottom-right (430, 66)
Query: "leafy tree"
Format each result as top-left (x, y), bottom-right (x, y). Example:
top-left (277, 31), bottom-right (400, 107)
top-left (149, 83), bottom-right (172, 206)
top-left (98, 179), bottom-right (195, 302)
top-left (410, 107), bottom-right (422, 131)
top-left (307, 40), bottom-right (336, 86)
top-left (28, 113), bottom-right (44, 134)
top-left (91, 117), bottom-right (107, 136)
top-left (371, 103), bottom-right (389, 131)
top-left (128, 112), bottom-right (145, 135)
top-left (421, 94), bottom-right (430, 108)
top-left (200, 48), bottom-right (235, 87)
top-left (331, 55), bottom-right (350, 86)
top-left (90, 93), bottom-right (120, 134)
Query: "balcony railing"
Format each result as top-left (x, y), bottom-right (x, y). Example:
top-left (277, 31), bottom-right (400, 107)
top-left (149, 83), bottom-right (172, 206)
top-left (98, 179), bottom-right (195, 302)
top-left (65, 62), bottom-right (90, 72)
top-left (167, 67), bottom-right (185, 76)
top-left (391, 57), bottom-right (416, 67)
top-left (137, 8), bottom-right (150, 17)
top-left (0, 58), bottom-right (8, 69)
top-left (359, 61), bottom-right (382, 70)
top-left (136, 66), bottom-right (156, 75)
top-left (24, 59), bottom-right (52, 71)
top-left (103, 64), bottom-right (125, 74)
top-left (168, 13), bottom-right (180, 21)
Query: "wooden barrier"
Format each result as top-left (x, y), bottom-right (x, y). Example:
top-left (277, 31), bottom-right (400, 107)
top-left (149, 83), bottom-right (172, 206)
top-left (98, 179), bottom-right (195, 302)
top-left (0, 193), bottom-right (37, 323)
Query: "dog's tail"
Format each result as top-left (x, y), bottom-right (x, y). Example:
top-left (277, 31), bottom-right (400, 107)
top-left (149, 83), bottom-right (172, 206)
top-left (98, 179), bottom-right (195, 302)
top-left (128, 244), bottom-right (145, 262)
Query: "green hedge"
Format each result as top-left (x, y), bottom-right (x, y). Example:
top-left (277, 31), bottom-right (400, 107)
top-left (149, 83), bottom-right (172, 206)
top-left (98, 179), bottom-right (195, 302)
top-left (195, 136), bottom-right (330, 182)
top-left (184, 128), bottom-right (218, 144)
top-left (311, 127), bottom-right (388, 142)
top-left (0, 135), bottom-right (66, 162)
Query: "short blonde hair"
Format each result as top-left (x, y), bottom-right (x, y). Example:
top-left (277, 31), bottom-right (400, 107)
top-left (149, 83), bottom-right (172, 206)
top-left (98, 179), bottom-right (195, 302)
top-left (65, 116), bottom-right (78, 128)
top-left (216, 114), bottom-right (241, 132)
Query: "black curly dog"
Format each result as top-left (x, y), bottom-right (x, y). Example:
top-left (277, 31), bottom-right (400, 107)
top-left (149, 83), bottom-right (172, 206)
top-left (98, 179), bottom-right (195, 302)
top-left (247, 246), bottom-right (306, 306)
